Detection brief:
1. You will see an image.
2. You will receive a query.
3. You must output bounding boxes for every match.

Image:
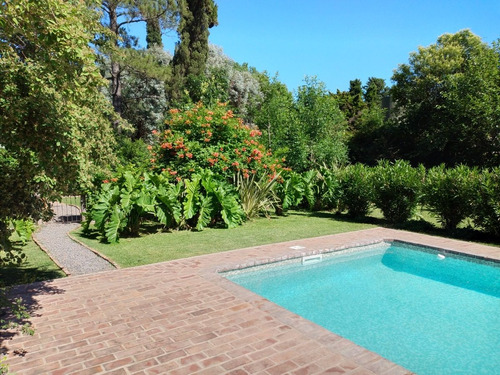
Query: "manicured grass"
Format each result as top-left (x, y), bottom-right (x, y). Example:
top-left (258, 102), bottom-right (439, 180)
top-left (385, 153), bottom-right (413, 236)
top-left (0, 237), bottom-right (66, 288)
top-left (73, 208), bottom-right (500, 268)
top-left (59, 195), bottom-right (82, 209)
top-left (72, 211), bottom-right (377, 268)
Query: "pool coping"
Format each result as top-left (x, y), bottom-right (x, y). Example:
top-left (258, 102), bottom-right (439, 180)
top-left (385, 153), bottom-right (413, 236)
top-left (4, 227), bottom-right (499, 374)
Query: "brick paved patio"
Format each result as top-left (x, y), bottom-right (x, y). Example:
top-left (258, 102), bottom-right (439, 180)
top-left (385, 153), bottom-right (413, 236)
top-left (3, 228), bottom-right (499, 374)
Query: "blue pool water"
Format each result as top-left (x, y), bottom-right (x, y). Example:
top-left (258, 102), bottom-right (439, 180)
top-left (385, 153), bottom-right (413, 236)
top-left (225, 242), bottom-right (500, 375)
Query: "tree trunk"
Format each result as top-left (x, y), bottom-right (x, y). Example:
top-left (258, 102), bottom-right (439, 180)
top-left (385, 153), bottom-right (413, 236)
top-left (108, 3), bottom-right (122, 126)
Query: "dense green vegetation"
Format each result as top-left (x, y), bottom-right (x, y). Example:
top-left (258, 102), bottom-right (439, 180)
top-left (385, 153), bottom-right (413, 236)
top-left (1, 0), bottom-right (499, 273)
top-left (1, 3), bottom-right (498, 374)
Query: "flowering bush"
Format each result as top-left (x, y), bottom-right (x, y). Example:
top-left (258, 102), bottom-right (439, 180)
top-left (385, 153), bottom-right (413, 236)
top-left (150, 102), bottom-right (288, 181)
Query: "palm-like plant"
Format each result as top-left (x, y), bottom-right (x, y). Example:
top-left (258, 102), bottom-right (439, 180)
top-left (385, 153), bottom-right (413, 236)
top-left (236, 172), bottom-right (279, 219)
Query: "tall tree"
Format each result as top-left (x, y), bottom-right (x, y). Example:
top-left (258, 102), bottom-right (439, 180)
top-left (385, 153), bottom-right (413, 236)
top-left (100, 0), bottom-right (177, 119)
top-left (363, 77), bottom-right (389, 107)
top-left (254, 74), bottom-right (298, 155)
top-left (391, 30), bottom-right (500, 167)
top-left (169, 0), bottom-right (218, 104)
top-left (295, 77), bottom-right (348, 170)
top-left (335, 79), bottom-right (367, 128)
top-left (0, 0), bottom-right (116, 251)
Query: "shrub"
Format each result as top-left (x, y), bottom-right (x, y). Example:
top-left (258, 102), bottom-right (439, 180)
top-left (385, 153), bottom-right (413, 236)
top-left (82, 171), bottom-right (158, 242)
top-left (313, 166), bottom-right (342, 211)
top-left (423, 165), bottom-right (477, 230)
top-left (372, 160), bottom-right (424, 224)
top-left (275, 171), bottom-right (306, 215)
top-left (471, 168), bottom-right (500, 236)
top-left (338, 164), bottom-right (374, 218)
top-left (183, 170), bottom-right (245, 230)
top-left (114, 137), bottom-right (152, 172)
top-left (151, 102), bottom-right (286, 181)
top-left (236, 172), bottom-right (279, 219)
top-left (83, 169), bottom-right (245, 242)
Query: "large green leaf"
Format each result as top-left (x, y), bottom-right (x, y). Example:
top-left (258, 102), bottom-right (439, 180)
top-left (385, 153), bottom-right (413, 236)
top-left (183, 176), bottom-right (201, 220)
top-left (302, 170), bottom-right (317, 208)
top-left (195, 195), bottom-right (213, 231)
top-left (156, 184), bottom-right (182, 227)
top-left (104, 206), bottom-right (123, 243)
top-left (214, 185), bottom-right (244, 228)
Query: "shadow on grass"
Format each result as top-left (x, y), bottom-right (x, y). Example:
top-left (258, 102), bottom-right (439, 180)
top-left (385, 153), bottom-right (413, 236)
top-left (299, 209), bottom-right (500, 247)
top-left (78, 209), bottom-right (500, 247)
top-left (0, 267), bottom-right (64, 289)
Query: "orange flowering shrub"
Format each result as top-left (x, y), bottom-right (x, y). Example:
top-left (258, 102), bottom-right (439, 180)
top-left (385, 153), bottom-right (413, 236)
top-left (151, 102), bottom-right (288, 180)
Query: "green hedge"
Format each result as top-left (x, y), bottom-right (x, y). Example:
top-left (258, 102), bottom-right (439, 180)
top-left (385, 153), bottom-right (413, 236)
top-left (278, 162), bottom-right (500, 236)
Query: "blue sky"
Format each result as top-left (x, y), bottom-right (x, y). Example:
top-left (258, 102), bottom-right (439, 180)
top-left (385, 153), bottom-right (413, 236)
top-left (132, 0), bottom-right (500, 92)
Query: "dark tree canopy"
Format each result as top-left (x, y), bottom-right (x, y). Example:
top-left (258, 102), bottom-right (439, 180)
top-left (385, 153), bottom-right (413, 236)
top-left (169, 0), bottom-right (218, 104)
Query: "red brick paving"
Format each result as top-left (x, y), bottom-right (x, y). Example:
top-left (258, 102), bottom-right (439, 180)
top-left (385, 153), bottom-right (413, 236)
top-left (3, 228), bottom-right (499, 374)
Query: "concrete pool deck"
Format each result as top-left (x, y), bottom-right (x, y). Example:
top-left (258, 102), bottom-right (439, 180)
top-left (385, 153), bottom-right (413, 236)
top-left (3, 228), bottom-right (499, 374)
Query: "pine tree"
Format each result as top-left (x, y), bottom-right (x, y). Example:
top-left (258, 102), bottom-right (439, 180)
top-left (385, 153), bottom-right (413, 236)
top-left (100, 0), bottom-right (177, 122)
top-left (146, 18), bottom-right (163, 48)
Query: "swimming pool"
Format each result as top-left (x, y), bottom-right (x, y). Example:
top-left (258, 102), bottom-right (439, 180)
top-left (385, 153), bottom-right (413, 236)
top-left (224, 241), bottom-right (500, 375)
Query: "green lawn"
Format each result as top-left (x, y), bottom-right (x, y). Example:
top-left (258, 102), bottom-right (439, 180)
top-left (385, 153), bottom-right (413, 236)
top-left (0, 237), bottom-right (66, 288)
top-left (72, 211), bottom-right (378, 268)
top-left (73, 208), bottom-right (500, 268)
top-left (3, 209), bottom-right (498, 286)
top-left (59, 195), bottom-right (82, 209)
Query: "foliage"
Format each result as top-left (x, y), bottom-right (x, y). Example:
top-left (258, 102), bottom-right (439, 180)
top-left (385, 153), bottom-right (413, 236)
top-left (391, 30), bottom-right (500, 167)
top-left (186, 45), bottom-right (263, 116)
top-left (371, 160), bottom-right (424, 224)
top-left (331, 77), bottom-right (391, 164)
top-left (471, 168), bottom-right (500, 236)
top-left (338, 164), bottom-right (374, 218)
top-left (236, 172), bottom-right (279, 219)
top-left (169, 0), bottom-right (218, 104)
top-left (274, 169), bottom-right (336, 214)
top-left (83, 169), bottom-right (244, 242)
top-left (274, 171), bottom-right (306, 214)
top-left (151, 102), bottom-right (286, 180)
top-left (99, 0), bottom-right (177, 117)
top-left (313, 167), bottom-right (342, 211)
top-left (0, 150), bottom-right (51, 262)
top-left (294, 77), bottom-right (348, 171)
top-left (334, 79), bottom-right (367, 129)
top-left (363, 77), bottom-right (389, 107)
top-left (118, 46), bottom-right (172, 140)
top-left (0, 0), bottom-right (116, 250)
top-left (83, 171), bottom-right (155, 242)
top-left (423, 165), bottom-right (477, 230)
top-left (114, 137), bottom-right (153, 171)
top-left (347, 104), bottom-right (389, 164)
top-left (253, 74), bottom-right (305, 169)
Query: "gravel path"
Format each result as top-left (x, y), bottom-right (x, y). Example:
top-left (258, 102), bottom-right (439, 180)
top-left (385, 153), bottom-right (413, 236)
top-left (33, 203), bottom-right (116, 276)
